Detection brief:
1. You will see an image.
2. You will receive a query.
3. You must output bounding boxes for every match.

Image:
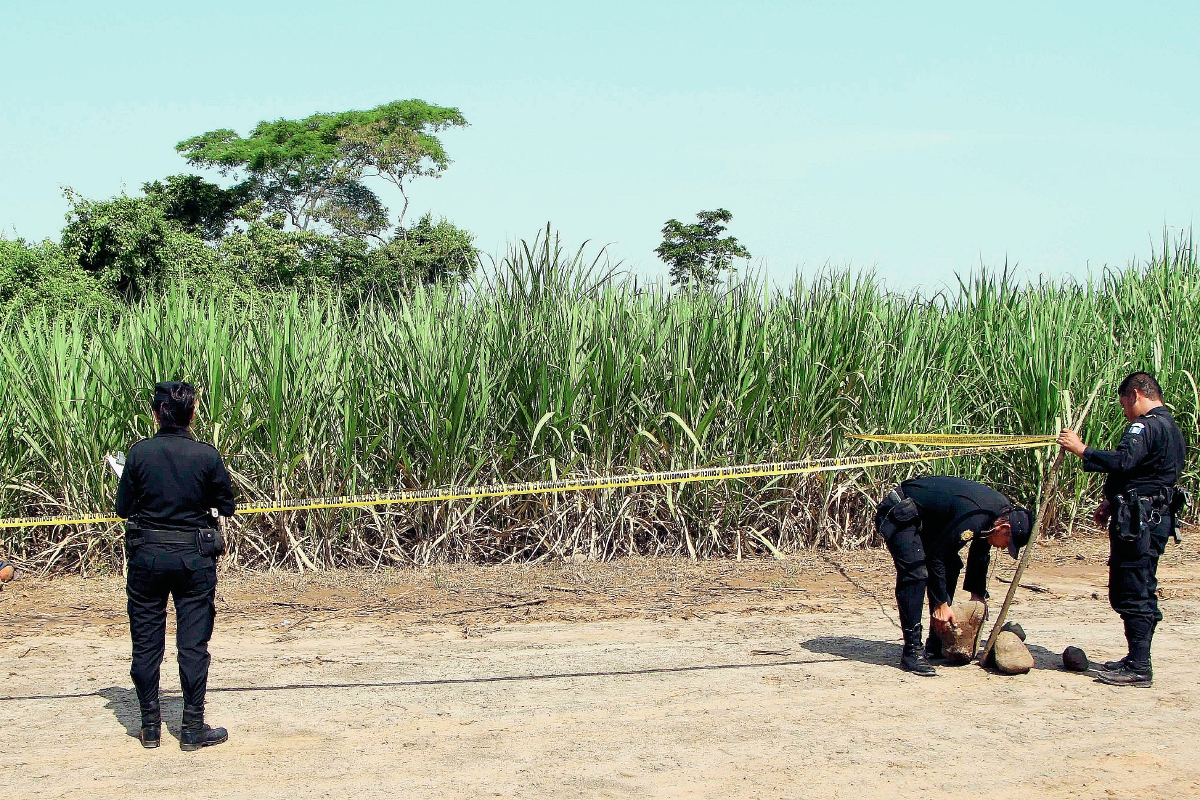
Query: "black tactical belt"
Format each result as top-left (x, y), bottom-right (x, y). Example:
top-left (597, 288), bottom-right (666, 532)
top-left (128, 528), bottom-right (199, 546)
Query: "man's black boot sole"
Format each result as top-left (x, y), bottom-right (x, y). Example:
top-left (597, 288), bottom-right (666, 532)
top-left (1095, 674), bottom-right (1153, 688)
top-left (180, 730), bottom-right (229, 751)
top-left (900, 659), bottom-right (937, 677)
top-left (140, 727), bottom-right (161, 749)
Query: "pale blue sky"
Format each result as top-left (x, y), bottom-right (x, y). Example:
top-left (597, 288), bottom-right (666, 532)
top-left (2, 1), bottom-right (1197, 289)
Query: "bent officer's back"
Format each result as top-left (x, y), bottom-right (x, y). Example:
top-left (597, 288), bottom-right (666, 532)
top-left (116, 380), bottom-right (235, 751)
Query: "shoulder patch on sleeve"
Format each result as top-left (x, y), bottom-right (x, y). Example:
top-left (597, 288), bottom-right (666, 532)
top-left (1128, 423), bottom-right (1145, 435)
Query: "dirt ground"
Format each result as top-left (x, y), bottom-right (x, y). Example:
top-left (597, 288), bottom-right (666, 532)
top-left (3, 533), bottom-right (1200, 799)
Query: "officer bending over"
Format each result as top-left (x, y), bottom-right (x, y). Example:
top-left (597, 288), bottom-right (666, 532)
top-left (116, 381), bottom-right (236, 749)
top-left (875, 476), bottom-right (1032, 676)
top-left (1058, 372), bottom-right (1187, 688)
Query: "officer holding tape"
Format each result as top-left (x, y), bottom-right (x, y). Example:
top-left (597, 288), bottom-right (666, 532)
top-left (875, 476), bottom-right (1032, 676)
top-left (1058, 372), bottom-right (1187, 688)
top-left (116, 381), bottom-right (236, 749)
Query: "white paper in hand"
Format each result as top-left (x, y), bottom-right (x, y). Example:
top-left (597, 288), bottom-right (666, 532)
top-left (106, 452), bottom-right (126, 479)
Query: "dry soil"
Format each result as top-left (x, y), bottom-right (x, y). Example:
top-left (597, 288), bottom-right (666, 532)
top-left (2, 533), bottom-right (1199, 799)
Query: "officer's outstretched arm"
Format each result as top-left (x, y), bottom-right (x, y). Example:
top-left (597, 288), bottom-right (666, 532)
top-left (926, 553), bottom-right (950, 609)
top-left (1080, 424), bottom-right (1151, 474)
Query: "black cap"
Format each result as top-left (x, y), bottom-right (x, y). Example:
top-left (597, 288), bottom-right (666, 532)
top-left (1000, 621), bottom-right (1026, 642)
top-left (1007, 507), bottom-right (1033, 559)
top-left (1062, 646), bottom-right (1089, 672)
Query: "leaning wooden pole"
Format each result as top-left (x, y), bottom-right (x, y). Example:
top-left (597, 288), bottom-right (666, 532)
top-left (978, 379), bottom-right (1104, 664)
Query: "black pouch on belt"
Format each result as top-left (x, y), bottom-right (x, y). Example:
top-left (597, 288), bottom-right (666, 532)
top-left (197, 527), bottom-right (225, 558)
top-left (124, 523), bottom-right (145, 552)
top-left (1168, 487), bottom-right (1189, 543)
top-left (1115, 491), bottom-right (1152, 557)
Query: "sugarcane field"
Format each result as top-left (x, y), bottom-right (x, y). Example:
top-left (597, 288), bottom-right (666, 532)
top-left (3, 4), bottom-right (1200, 799)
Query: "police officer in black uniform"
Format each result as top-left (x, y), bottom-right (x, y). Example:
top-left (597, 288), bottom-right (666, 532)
top-left (116, 381), bottom-right (236, 749)
top-left (875, 476), bottom-right (1033, 676)
top-left (1058, 372), bottom-right (1187, 688)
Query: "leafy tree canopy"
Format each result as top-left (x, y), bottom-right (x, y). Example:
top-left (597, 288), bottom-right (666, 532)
top-left (335, 100), bottom-right (468, 229)
top-left (655, 209), bottom-right (751, 290)
top-left (365, 214), bottom-right (478, 291)
top-left (59, 190), bottom-right (216, 301)
top-left (0, 237), bottom-right (114, 316)
top-left (176, 99), bottom-right (467, 238)
top-left (142, 174), bottom-right (253, 241)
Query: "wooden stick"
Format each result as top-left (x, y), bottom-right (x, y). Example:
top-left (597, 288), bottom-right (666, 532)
top-left (978, 379), bottom-right (1104, 663)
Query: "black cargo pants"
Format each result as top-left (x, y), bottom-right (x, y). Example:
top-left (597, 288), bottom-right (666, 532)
top-left (1108, 496), bottom-right (1174, 623)
top-left (875, 491), bottom-right (961, 632)
top-left (1108, 496), bottom-right (1175, 667)
top-left (126, 546), bottom-right (217, 711)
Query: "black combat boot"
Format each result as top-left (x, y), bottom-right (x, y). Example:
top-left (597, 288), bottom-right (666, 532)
top-left (1098, 618), bottom-right (1154, 686)
top-left (924, 631), bottom-right (944, 660)
top-left (180, 705), bottom-right (228, 752)
top-left (139, 700), bottom-right (161, 749)
top-left (1095, 662), bottom-right (1153, 688)
top-left (901, 625), bottom-right (936, 676)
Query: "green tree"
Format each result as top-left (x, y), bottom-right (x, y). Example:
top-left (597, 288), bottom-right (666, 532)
top-left (364, 214), bottom-right (478, 291)
top-left (335, 100), bottom-right (468, 231)
top-left (142, 174), bottom-right (253, 241)
top-left (213, 201), bottom-right (362, 293)
top-left (0, 237), bottom-right (113, 316)
top-left (176, 100), bottom-right (466, 240)
top-left (59, 190), bottom-right (216, 300)
top-left (177, 116), bottom-right (378, 237)
top-left (655, 208), bottom-right (751, 290)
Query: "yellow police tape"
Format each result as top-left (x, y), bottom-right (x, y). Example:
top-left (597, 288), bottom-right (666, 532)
top-left (0, 434), bottom-right (1056, 530)
top-left (851, 433), bottom-right (1057, 446)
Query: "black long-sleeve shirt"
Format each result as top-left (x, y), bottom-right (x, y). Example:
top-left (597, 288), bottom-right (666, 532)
top-left (1082, 406), bottom-right (1185, 500)
top-left (116, 427), bottom-right (237, 530)
top-left (899, 476), bottom-right (1013, 606)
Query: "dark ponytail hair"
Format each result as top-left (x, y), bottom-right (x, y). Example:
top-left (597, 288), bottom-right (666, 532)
top-left (153, 381), bottom-right (196, 429)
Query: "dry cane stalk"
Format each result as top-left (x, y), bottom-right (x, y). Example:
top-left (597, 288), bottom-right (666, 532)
top-left (978, 379), bottom-right (1104, 663)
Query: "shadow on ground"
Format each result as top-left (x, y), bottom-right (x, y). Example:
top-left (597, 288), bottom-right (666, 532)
top-left (802, 636), bottom-right (904, 670)
top-left (803, 635), bottom-right (1072, 674)
top-left (97, 686), bottom-right (185, 742)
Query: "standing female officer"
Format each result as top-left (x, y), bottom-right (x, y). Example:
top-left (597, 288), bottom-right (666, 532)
top-left (116, 381), bottom-right (236, 749)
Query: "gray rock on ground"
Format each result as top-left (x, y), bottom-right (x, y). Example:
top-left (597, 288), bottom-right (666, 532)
top-left (992, 630), bottom-right (1035, 674)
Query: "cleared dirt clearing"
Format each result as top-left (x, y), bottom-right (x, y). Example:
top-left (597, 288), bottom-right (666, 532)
top-left (2, 536), bottom-right (1199, 799)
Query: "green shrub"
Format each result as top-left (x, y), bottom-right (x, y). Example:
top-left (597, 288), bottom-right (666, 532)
top-left (0, 237), bottom-right (115, 317)
top-left (59, 191), bottom-right (217, 301)
top-left (363, 215), bottom-right (478, 292)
